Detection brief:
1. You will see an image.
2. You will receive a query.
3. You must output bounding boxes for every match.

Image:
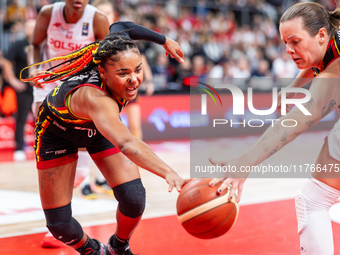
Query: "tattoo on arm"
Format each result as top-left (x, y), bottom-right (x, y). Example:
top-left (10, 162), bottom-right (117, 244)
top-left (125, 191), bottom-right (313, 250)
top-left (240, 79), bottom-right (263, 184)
top-left (280, 131), bottom-right (287, 143)
top-left (268, 146), bottom-right (279, 156)
top-left (305, 119), bottom-right (316, 128)
top-left (322, 99), bottom-right (336, 118)
top-left (303, 98), bottom-right (315, 109)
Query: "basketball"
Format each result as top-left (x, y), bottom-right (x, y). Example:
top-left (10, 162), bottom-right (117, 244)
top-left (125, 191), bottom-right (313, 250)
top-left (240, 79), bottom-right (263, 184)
top-left (176, 178), bottom-right (239, 239)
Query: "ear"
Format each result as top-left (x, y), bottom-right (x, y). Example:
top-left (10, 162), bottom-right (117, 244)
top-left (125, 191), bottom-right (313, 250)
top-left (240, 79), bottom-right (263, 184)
top-left (317, 28), bottom-right (328, 44)
top-left (98, 65), bottom-right (106, 80)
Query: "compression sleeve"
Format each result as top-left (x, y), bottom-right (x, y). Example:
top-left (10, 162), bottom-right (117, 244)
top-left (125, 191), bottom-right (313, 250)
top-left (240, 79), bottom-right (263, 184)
top-left (109, 21), bottom-right (166, 45)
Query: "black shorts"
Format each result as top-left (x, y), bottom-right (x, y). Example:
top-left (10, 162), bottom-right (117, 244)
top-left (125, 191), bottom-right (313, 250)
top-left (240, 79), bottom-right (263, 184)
top-left (35, 102), bottom-right (119, 169)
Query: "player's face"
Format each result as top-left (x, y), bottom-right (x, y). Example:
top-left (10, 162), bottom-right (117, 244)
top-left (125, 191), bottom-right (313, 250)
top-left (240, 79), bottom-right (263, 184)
top-left (65, 0), bottom-right (89, 12)
top-left (280, 17), bottom-right (324, 69)
top-left (100, 49), bottom-right (143, 102)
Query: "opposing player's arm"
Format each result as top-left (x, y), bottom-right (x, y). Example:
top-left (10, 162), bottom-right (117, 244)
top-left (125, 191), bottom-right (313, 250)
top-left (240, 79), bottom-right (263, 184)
top-left (244, 74), bottom-right (340, 167)
top-left (70, 87), bottom-right (186, 191)
top-left (211, 70), bottom-right (340, 198)
top-left (93, 11), bottom-right (110, 40)
top-left (277, 68), bottom-right (315, 112)
top-left (27, 5), bottom-right (53, 76)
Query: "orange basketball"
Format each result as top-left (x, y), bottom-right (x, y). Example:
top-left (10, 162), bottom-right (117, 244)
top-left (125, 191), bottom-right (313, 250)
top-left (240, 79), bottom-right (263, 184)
top-left (176, 178), bottom-right (239, 239)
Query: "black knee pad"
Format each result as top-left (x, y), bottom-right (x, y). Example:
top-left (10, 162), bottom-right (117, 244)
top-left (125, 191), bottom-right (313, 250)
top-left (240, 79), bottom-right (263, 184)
top-left (112, 178), bottom-right (146, 218)
top-left (43, 203), bottom-right (83, 246)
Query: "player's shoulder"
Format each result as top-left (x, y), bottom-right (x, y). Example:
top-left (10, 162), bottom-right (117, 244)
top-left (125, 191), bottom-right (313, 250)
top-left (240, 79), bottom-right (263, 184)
top-left (321, 58), bottom-right (340, 79)
top-left (93, 8), bottom-right (109, 22)
top-left (39, 4), bottom-right (54, 16)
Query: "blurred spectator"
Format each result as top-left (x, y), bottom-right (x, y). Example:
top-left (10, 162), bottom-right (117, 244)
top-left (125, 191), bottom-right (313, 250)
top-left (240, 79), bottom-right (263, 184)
top-left (91, 0), bottom-right (116, 23)
top-left (230, 58), bottom-right (251, 79)
top-left (0, 0), bottom-right (307, 95)
top-left (202, 34), bottom-right (223, 63)
top-left (252, 59), bottom-right (272, 78)
top-left (250, 58), bottom-right (273, 91)
top-left (0, 51), bottom-right (17, 118)
top-left (151, 53), bottom-right (170, 91)
top-left (2, 19), bottom-right (36, 161)
top-left (25, 0), bottom-right (38, 20)
top-left (5, 0), bottom-right (26, 28)
top-left (272, 51), bottom-right (299, 78)
top-left (174, 56), bottom-right (193, 92)
top-left (192, 55), bottom-right (206, 81)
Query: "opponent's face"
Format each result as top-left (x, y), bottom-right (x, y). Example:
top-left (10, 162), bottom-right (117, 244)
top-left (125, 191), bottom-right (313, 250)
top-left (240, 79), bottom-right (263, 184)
top-left (99, 49), bottom-right (143, 102)
top-left (65, 0), bottom-right (89, 12)
top-left (280, 17), bottom-right (327, 69)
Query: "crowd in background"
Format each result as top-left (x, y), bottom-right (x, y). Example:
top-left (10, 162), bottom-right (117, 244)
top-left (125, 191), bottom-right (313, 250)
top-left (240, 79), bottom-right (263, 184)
top-left (0, 0), bottom-right (337, 94)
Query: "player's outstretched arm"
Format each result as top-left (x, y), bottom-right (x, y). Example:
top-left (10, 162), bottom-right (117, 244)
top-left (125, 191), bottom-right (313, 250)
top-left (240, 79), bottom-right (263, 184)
top-left (210, 71), bottom-right (340, 200)
top-left (109, 21), bottom-right (184, 63)
top-left (71, 87), bottom-right (189, 192)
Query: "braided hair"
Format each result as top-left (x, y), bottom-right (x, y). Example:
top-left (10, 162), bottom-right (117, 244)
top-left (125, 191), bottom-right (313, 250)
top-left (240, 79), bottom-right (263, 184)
top-left (21, 33), bottom-right (139, 87)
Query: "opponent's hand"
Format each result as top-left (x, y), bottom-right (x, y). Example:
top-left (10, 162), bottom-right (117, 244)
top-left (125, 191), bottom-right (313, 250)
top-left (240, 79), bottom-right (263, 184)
top-left (163, 38), bottom-right (184, 63)
top-left (208, 158), bottom-right (248, 202)
top-left (165, 171), bottom-right (190, 192)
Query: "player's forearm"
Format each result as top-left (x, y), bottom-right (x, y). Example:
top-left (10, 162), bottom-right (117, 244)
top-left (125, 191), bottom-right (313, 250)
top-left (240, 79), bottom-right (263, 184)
top-left (120, 139), bottom-right (174, 179)
top-left (109, 21), bottom-right (166, 45)
top-left (239, 109), bottom-right (311, 166)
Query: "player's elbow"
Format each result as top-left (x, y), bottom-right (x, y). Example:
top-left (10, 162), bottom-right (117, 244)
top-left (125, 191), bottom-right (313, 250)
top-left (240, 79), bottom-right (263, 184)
top-left (116, 137), bottom-right (137, 156)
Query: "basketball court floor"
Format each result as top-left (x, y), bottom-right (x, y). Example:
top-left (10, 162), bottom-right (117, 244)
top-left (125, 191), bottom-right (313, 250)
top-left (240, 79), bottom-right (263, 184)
top-left (2, 131), bottom-right (340, 254)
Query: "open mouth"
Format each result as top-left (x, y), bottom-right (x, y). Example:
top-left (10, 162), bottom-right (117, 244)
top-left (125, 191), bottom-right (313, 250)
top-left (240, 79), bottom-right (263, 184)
top-left (126, 86), bottom-right (138, 93)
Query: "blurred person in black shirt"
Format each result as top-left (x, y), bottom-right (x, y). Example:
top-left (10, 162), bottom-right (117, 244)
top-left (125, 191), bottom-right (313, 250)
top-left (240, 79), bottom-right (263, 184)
top-left (2, 19), bottom-right (36, 161)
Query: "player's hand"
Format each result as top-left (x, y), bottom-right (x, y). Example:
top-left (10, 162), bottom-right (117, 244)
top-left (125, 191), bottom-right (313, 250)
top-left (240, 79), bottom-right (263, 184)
top-left (163, 38), bottom-right (184, 63)
top-left (277, 90), bottom-right (296, 114)
top-left (208, 158), bottom-right (248, 203)
top-left (165, 171), bottom-right (190, 192)
top-left (9, 78), bottom-right (26, 92)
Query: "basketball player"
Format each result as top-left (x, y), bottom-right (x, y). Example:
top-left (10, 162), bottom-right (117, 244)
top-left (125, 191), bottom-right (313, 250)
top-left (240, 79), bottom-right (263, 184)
top-left (27, 0), bottom-right (109, 247)
top-left (209, 2), bottom-right (340, 254)
top-left (21, 21), bottom-right (186, 255)
top-left (90, 0), bottom-right (155, 194)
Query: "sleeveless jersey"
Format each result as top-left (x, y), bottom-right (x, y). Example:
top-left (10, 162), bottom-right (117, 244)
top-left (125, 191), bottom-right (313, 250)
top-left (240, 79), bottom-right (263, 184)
top-left (34, 2), bottom-right (98, 103)
top-left (312, 31), bottom-right (340, 76)
top-left (40, 2), bottom-right (96, 71)
top-left (45, 68), bottom-right (127, 129)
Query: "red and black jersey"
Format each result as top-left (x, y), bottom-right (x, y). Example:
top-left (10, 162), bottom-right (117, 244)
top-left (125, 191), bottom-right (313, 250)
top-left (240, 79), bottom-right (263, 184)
top-left (45, 68), bottom-right (127, 128)
top-left (312, 32), bottom-right (340, 76)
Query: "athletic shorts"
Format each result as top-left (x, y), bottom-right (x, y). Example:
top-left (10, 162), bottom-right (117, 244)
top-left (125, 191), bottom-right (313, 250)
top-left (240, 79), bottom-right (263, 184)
top-left (35, 101), bottom-right (120, 170)
top-left (327, 118), bottom-right (340, 161)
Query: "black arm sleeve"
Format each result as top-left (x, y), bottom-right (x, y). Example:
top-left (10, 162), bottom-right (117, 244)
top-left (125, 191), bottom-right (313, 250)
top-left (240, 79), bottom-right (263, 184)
top-left (109, 21), bottom-right (166, 45)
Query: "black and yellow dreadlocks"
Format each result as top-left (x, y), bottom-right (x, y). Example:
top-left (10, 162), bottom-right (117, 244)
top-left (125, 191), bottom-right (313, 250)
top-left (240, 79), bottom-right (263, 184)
top-left (21, 34), bottom-right (138, 88)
